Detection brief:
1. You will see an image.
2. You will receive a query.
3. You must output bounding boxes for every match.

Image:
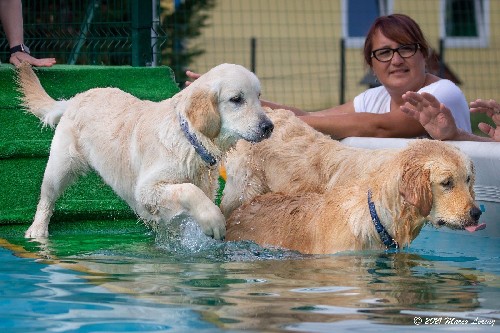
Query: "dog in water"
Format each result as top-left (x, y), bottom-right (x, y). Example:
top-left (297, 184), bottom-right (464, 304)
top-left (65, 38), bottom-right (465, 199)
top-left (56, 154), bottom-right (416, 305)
top-left (17, 63), bottom-right (273, 239)
top-left (222, 109), bottom-right (483, 254)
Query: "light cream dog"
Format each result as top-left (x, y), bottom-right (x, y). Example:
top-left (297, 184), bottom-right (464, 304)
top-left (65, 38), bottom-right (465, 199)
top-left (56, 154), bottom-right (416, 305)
top-left (226, 139), bottom-right (483, 254)
top-left (17, 63), bottom-right (273, 239)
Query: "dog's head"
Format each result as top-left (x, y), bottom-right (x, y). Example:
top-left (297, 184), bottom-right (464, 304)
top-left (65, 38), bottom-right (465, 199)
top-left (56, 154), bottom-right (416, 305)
top-left (182, 64), bottom-right (273, 151)
top-left (399, 140), bottom-right (483, 231)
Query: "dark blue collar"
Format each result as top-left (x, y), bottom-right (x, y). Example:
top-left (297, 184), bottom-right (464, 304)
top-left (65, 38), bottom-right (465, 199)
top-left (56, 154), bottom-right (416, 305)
top-left (179, 116), bottom-right (217, 166)
top-left (367, 190), bottom-right (399, 250)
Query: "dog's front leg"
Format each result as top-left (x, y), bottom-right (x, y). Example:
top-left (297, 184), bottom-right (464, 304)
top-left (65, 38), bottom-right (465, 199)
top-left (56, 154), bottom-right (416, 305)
top-left (137, 182), bottom-right (226, 240)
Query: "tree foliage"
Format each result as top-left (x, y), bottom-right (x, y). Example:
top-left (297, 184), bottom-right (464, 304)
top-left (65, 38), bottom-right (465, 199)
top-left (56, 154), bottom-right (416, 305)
top-left (161, 0), bottom-right (216, 87)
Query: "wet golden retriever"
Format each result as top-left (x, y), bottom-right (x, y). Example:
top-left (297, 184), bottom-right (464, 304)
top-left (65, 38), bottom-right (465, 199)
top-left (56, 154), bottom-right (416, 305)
top-left (17, 63), bottom-right (273, 239)
top-left (222, 109), bottom-right (483, 254)
top-left (221, 108), bottom-right (397, 217)
top-left (226, 139), bottom-right (483, 254)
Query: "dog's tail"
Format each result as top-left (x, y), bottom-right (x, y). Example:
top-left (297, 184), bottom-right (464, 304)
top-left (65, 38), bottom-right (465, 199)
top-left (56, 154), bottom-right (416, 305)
top-left (16, 62), bottom-right (66, 128)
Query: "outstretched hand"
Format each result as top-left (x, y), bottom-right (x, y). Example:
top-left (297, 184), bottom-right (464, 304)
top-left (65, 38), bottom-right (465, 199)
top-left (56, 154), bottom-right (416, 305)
top-left (470, 99), bottom-right (500, 141)
top-left (401, 91), bottom-right (458, 140)
top-left (10, 51), bottom-right (56, 67)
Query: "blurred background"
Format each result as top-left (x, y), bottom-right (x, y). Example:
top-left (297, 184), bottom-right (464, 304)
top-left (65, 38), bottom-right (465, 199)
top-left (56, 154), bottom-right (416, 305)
top-left (1, 0), bottom-right (498, 124)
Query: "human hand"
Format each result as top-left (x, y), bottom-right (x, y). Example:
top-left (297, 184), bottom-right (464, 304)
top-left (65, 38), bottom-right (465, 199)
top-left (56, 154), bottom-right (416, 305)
top-left (470, 99), bottom-right (500, 141)
top-left (10, 51), bottom-right (56, 67)
top-left (401, 91), bottom-right (459, 140)
top-left (185, 70), bottom-right (202, 87)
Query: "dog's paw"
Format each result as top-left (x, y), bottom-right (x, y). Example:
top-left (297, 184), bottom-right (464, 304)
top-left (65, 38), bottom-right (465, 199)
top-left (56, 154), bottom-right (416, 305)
top-left (196, 207), bottom-right (226, 240)
top-left (24, 224), bottom-right (49, 238)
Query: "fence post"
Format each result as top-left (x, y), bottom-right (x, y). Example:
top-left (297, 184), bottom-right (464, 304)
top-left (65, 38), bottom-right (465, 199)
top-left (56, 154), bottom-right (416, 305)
top-left (250, 37), bottom-right (256, 73)
top-left (438, 38), bottom-right (445, 78)
top-left (131, 0), bottom-right (153, 66)
top-left (68, 0), bottom-right (99, 65)
top-left (339, 38), bottom-right (345, 105)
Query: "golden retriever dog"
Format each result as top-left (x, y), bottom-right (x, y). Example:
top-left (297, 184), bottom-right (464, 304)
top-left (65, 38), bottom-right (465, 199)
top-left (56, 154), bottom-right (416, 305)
top-left (17, 63), bottom-right (273, 239)
top-left (226, 139), bottom-right (484, 254)
top-left (221, 107), bottom-right (401, 218)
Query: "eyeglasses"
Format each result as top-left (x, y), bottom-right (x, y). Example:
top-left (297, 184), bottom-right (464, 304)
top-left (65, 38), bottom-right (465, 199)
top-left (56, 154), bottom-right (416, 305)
top-left (371, 43), bottom-right (420, 62)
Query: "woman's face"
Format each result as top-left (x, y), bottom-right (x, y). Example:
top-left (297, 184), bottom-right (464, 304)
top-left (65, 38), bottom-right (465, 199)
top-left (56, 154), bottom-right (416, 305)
top-left (370, 29), bottom-right (426, 94)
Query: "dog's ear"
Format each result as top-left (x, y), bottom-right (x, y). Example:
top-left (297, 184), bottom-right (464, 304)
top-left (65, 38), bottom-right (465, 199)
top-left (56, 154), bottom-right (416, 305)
top-left (469, 160), bottom-right (476, 198)
top-left (185, 89), bottom-right (221, 139)
top-left (399, 166), bottom-right (432, 217)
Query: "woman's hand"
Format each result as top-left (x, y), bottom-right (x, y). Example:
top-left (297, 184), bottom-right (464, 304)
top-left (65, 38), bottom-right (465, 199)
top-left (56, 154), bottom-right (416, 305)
top-left (470, 99), bottom-right (500, 141)
top-left (400, 91), bottom-right (458, 140)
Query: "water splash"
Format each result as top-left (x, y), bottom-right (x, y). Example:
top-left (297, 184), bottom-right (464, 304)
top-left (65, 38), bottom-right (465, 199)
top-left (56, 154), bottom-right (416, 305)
top-left (152, 215), bottom-right (306, 262)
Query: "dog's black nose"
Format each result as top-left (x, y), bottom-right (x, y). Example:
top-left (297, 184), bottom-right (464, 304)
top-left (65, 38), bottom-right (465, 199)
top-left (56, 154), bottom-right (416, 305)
top-left (260, 120), bottom-right (274, 139)
top-left (470, 207), bottom-right (482, 221)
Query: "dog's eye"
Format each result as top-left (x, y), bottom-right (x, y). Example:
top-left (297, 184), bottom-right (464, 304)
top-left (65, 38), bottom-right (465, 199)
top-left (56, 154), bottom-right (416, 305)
top-left (230, 95), bottom-right (244, 104)
top-left (440, 179), bottom-right (453, 189)
top-left (466, 175), bottom-right (471, 183)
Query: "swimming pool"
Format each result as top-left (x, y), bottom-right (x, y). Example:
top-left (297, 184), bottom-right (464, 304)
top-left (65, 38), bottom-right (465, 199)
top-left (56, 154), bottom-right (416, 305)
top-left (0, 219), bottom-right (498, 332)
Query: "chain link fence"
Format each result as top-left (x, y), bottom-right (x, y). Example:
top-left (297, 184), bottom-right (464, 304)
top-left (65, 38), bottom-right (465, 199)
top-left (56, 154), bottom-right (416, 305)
top-left (0, 0), bottom-right (163, 66)
top-left (1, 0), bottom-right (498, 114)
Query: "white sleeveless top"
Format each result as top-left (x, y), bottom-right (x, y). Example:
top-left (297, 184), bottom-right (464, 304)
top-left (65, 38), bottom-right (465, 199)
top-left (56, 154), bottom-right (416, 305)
top-left (353, 79), bottom-right (472, 132)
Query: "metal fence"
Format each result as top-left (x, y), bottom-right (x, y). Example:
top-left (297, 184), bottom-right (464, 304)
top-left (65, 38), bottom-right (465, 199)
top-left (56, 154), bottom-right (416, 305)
top-left (0, 0), bottom-right (166, 66)
top-left (186, 0), bottom-right (500, 112)
top-left (1, 0), bottom-right (499, 112)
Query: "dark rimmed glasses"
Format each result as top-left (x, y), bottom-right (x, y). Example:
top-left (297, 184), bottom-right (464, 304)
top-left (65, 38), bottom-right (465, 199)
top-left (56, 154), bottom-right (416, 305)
top-left (371, 43), bottom-right (420, 62)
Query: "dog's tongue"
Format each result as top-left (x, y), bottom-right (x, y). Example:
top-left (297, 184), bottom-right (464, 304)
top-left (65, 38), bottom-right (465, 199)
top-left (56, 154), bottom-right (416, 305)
top-left (465, 223), bottom-right (486, 232)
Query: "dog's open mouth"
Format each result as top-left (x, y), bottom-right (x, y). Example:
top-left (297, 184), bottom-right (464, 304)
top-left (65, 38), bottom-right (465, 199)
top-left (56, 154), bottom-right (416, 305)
top-left (436, 219), bottom-right (486, 232)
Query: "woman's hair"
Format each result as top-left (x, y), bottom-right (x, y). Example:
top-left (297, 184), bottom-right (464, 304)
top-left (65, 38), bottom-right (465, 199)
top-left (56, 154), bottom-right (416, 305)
top-left (363, 14), bottom-right (430, 66)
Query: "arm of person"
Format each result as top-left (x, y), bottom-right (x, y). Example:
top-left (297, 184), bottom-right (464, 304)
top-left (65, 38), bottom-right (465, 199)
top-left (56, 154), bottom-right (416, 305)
top-left (401, 92), bottom-right (498, 142)
top-left (299, 106), bottom-right (426, 139)
top-left (0, 0), bottom-right (56, 67)
top-left (260, 99), bottom-right (356, 116)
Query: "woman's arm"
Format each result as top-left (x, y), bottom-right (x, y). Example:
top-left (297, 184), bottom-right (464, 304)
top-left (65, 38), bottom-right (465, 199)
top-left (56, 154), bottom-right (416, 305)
top-left (261, 99), bottom-right (356, 116)
top-left (300, 106), bottom-right (426, 139)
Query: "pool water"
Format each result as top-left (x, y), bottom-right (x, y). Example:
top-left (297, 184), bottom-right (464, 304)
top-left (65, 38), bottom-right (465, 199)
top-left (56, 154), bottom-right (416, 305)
top-left (0, 219), bottom-right (498, 333)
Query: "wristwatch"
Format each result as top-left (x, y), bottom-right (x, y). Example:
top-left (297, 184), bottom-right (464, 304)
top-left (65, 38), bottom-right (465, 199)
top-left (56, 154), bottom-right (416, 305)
top-left (10, 44), bottom-right (30, 55)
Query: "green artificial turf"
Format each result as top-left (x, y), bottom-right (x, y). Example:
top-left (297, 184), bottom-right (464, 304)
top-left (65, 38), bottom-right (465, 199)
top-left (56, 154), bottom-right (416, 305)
top-left (0, 64), bottom-right (180, 228)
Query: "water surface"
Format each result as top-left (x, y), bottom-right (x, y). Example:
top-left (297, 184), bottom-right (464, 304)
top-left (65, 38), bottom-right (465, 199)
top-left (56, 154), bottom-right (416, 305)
top-left (0, 220), bottom-right (498, 332)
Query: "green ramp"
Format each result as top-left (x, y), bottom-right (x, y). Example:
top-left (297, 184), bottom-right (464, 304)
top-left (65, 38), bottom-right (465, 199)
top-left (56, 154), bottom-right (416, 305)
top-left (0, 65), bottom-right (181, 229)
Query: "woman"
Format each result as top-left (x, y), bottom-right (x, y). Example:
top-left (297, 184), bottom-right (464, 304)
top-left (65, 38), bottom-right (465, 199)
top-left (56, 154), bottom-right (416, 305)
top-left (188, 14), bottom-right (472, 139)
